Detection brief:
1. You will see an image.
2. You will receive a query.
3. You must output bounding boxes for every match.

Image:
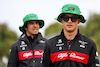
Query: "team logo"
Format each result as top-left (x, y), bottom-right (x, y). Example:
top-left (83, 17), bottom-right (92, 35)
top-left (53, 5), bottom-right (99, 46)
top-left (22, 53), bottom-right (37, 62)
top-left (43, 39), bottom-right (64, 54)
top-left (34, 50), bottom-right (43, 58)
top-left (56, 39), bottom-right (64, 50)
top-left (96, 51), bottom-right (99, 56)
top-left (59, 47), bottom-right (63, 50)
top-left (39, 40), bottom-right (45, 43)
top-left (23, 52), bottom-right (33, 58)
top-left (57, 52), bottom-right (85, 60)
top-left (20, 41), bottom-right (27, 50)
top-left (58, 39), bottom-right (62, 43)
top-left (57, 53), bottom-right (68, 59)
top-left (70, 53), bottom-right (85, 60)
top-left (68, 7), bottom-right (75, 10)
top-left (79, 40), bottom-right (87, 48)
top-left (95, 51), bottom-right (99, 61)
top-left (96, 64), bottom-right (100, 67)
top-left (18, 50), bottom-right (33, 60)
top-left (51, 51), bottom-right (89, 64)
top-left (31, 15), bottom-right (36, 17)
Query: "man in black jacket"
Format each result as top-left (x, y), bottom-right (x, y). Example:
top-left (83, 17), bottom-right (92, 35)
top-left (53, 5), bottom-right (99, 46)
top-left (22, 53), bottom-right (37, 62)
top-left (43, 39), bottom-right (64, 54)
top-left (7, 13), bottom-right (47, 67)
top-left (42, 4), bottom-right (99, 67)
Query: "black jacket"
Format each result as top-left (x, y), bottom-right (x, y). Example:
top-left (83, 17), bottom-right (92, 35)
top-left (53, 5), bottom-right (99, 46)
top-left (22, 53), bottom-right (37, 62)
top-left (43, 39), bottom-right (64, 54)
top-left (7, 32), bottom-right (47, 67)
top-left (43, 30), bottom-right (99, 67)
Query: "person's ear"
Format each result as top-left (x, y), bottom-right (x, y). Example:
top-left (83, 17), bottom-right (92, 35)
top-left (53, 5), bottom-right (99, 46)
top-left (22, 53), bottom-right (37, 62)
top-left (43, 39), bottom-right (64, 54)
top-left (24, 27), bottom-right (27, 31)
top-left (61, 18), bottom-right (63, 23)
top-left (78, 18), bottom-right (81, 24)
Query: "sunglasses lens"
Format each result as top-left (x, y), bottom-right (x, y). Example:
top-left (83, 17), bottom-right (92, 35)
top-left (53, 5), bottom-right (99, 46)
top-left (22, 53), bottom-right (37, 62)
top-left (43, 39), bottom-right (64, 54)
top-left (62, 15), bottom-right (79, 22)
top-left (71, 16), bottom-right (78, 22)
top-left (63, 17), bottom-right (69, 22)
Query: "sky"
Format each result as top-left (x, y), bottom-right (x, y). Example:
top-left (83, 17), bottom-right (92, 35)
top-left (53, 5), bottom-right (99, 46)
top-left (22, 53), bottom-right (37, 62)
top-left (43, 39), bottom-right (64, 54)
top-left (0, 0), bottom-right (100, 37)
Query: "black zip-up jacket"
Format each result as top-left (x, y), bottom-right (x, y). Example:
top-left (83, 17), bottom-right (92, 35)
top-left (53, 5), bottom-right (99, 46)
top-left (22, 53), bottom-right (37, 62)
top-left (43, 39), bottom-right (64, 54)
top-left (7, 32), bottom-right (47, 67)
top-left (43, 30), bottom-right (99, 67)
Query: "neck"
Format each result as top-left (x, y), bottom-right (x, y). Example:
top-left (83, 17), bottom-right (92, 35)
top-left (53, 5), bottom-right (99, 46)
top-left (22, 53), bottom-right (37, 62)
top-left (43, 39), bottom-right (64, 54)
top-left (64, 29), bottom-right (78, 40)
top-left (26, 32), bottom-right (34, 39)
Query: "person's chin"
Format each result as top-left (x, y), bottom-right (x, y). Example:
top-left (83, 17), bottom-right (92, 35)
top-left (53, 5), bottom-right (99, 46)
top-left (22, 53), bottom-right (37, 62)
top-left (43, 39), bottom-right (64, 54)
top-left (32, 31), bottom-right (38, 35)
top-left (66, 28), bottom-right (74, 32)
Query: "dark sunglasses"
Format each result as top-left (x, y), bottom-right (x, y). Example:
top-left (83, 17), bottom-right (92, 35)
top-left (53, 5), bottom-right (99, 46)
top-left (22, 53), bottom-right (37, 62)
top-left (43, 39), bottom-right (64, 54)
top-left (61, 15), bottom-right (79, 22)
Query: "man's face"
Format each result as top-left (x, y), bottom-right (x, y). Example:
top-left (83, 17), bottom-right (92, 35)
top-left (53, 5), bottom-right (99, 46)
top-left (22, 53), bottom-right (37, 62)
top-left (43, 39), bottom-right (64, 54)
top-left (25, 20), bottom-right (40, 35)
top-left (61, 14), bottom-right (81, 32)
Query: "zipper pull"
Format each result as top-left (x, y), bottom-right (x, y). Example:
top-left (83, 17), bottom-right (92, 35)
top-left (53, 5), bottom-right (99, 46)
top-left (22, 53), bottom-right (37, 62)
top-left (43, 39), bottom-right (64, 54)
top-left (68, 45), bottom-right (71, 50)
top-left (67, 40), bottom-right (71, 50)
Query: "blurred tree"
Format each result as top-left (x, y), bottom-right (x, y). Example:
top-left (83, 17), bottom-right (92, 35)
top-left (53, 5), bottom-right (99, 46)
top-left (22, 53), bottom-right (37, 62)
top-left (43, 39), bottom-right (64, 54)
top-left (45, 22), bottom-right (63, 39)
top-left (0, 60), bottom-right (5, 67)
top-left (84, 14), bottom-right (100, 53)
top-left (45, 13), bottom-right (100, 54)
top-left (0, 24), bottom-right (18, 60)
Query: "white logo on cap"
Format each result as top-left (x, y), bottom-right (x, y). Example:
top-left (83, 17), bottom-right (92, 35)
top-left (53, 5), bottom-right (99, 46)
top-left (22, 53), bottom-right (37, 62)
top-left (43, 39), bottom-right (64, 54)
top-left (31, 15), bottom-right (36, 17)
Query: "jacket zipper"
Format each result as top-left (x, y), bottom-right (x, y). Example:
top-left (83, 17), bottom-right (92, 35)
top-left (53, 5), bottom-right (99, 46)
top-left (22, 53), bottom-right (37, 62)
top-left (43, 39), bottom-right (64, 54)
top-left (67, 40), bottom-right (71, 60)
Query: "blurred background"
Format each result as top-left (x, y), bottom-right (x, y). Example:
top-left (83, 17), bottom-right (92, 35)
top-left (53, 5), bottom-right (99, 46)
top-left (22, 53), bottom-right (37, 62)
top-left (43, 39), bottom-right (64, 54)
top-left (0, 0), bottom-right (100, 67)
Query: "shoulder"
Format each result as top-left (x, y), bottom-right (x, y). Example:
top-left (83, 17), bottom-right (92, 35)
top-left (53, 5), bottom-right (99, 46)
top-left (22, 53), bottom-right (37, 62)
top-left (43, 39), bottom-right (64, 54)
top-left (45, 35), bottom-right (61, 47)
top-left (11, 40), bottom-right (21, 49)
top-left (42, 37), bottom-right (47, 41)
top-left (80, 34), bottom-right (96, 47)
top-left (48, 35), bottom-right (60, 42)
top-left (81, 34), bottom-right (94, 42)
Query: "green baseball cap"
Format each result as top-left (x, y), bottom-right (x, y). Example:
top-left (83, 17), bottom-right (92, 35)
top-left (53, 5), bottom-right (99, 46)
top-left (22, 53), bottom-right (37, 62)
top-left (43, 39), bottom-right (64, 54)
top-left (56, 4), bottom-right (86, 23)
top-left (19, 13), bottom-right (44, 32)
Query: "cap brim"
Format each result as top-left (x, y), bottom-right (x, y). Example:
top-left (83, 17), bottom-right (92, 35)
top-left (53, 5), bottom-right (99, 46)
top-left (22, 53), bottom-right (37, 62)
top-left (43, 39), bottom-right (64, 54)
top-left (38, 20), bottom-right (44, 28)
top-left (79, 15), bottom-right (86, 23)
top-left (19, 25), bottom-right (25, 32)
top-left (19, 20), bottom-right (44, 32)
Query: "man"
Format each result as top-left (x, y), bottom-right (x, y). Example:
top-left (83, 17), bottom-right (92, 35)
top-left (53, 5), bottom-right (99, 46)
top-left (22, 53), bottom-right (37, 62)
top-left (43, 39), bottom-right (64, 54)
top-left (7, 13), bottom-right (47, 67)
top-left (42, 4), bottom-right (99, 67)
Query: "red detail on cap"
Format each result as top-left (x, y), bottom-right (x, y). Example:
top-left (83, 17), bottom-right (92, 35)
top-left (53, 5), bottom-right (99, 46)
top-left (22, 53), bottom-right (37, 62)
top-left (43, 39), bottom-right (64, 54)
top-left (18, 50), bottom-right (33, 60)
top-left (34, 50), bottom-right (43, 58)
top-left (50, 51), bottom-right (89, 64)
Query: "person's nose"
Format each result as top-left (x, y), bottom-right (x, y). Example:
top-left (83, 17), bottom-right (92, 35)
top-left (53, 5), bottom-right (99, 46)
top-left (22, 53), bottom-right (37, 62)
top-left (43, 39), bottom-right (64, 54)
top-left (33, 23), bottom-right (37, 26)
top-left (68, 18), bottom-right (72, 23)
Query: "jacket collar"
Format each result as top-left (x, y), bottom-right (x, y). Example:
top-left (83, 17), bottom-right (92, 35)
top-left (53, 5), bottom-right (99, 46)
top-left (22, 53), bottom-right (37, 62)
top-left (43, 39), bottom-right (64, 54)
top-left (19, 32), bottom-right (43, 42)
top-left (60, 29), bottom-right (81, 41)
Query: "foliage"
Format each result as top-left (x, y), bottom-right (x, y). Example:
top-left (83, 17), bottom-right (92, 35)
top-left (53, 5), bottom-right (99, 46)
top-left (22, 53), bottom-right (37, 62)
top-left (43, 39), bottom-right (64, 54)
top-left (0, 60), bottom-right (5, 67)
top-left (45, 13), bottom-right (100, 54)
top-left (45, 22), bottom-right (63, 39)
top-left (85, 14), bottom-right (100, 53)
top-left (0, 24), bottom-right (18, 59)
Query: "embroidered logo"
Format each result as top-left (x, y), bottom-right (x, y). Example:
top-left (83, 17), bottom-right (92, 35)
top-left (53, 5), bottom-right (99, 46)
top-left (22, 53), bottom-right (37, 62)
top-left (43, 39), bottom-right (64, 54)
top-left (39, 40), bottom-right (45, 43)
top-left (58, 39), bottom-right (62, 43)
top-left (23, 52), bottom-right (33, 58)
top-left (31, 15), bottom-right (36, 17)
top-left (50, 51), bottom-right (89, 64)
top-left (57, 53), bottom-right (68, 59)
top-left (18, 50), bottom-right (33, 60)
top-left (70, 53), bottom-right (85, 60)
top-left (68, 7), bottom-right (75, 10)
top-left (34, 50), bottom-right (43, 58)
top-left (96, 51), bottom-right (99, 56)
top-left (79, 40), bottom-right (87, 48)
top-left (56, 39), bottom-right (64, 50)
top-left (20, 41), bottom-right (27, 50)
top-left (95, 51), bottom-right (99, 60)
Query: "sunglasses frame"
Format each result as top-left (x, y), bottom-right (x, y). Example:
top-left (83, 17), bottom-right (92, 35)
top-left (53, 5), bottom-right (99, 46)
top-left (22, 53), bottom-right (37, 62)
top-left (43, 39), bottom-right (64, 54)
top-left (61, 14), bottom-right (80, 22)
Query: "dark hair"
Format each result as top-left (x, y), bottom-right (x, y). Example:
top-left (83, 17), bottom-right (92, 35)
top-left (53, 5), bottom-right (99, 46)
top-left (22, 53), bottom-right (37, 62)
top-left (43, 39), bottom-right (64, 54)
top-left (23, 22), bottom-right (28, 34)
